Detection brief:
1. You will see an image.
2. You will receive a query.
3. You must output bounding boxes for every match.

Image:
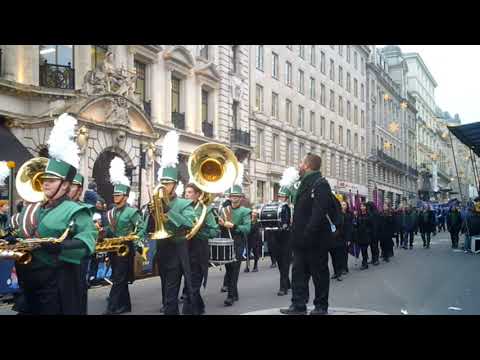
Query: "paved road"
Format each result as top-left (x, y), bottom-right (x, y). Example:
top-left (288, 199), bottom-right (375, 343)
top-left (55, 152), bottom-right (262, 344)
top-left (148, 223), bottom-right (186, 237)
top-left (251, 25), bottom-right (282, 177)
top-left (1, 231), bottom-right (478, 315)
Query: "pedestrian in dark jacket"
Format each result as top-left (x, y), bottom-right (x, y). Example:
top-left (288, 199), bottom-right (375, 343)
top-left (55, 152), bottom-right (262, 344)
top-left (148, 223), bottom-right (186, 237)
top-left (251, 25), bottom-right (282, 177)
top-left (329, 197), bottom-right (346, 281)
top-left (84, 182), bottom-right (98, 207)
top-left (280, 153), bottom-right (333, 315)
top-left (393, 207), bottom-right (402, 248)
top-left (418, 205), bottom-right (436, 249)
top-left (400, 206), bottom-right (418, 249)
top-left (380, 205), bottom-right (395, 261)
top-left (366, 201), bottom-right (380, 266)
top-left (353, 203), bottom-right (373, 270)
top-left (447, 205), bottom-right (462, 248)
top-left (245, 209), bottom-right (262, 272)
top-left (340, 200), bottom-right (353, 275)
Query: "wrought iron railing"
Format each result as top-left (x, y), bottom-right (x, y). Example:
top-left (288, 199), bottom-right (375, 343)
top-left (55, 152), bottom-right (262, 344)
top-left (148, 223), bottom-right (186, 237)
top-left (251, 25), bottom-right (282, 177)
top-left (230, 128), bottom-right (251, 147)
top-left (172, 112), bottom-right (185, 130)
top-left (39, 61), bottom-right (75, 89)
top-left (202, 121), bottom-right (213, 138)
top-left (143, 100), bottom-right (151, 118)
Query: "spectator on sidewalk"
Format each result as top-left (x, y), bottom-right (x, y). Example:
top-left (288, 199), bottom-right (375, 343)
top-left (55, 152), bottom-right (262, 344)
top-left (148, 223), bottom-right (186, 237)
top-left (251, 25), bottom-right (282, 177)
top-left (84, 181), bottom-right (98, 207)
top-left (447, 204), bottom-right (462, 249)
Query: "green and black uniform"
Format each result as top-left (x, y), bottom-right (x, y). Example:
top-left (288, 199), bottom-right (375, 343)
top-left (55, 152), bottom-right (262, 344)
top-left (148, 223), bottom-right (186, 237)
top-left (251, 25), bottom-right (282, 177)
top-left (104, 204), bottom-right (144, 314)
top-left (15, 196), bottom-right (97, 314)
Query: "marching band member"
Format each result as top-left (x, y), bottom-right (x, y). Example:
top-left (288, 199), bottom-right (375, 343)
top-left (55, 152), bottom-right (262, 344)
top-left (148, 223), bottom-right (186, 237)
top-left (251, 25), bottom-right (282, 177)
top-left (183, 182), bottom-right (219, 315)
top-left (14, 113), bottom-right (97, 315)
top-left (219, 175), bottom-right (251, 307)
top-left (102, 157), bottom-right (145, 315)
top-left (145, 130), bottom-right (196, 315)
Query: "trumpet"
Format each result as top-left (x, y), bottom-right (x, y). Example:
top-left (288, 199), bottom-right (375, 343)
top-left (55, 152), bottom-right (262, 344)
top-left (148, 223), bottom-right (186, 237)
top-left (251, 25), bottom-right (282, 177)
top-left (95, 233), bottom-right (139, 257)
top-left (0, 225), bottom-right (71, 265)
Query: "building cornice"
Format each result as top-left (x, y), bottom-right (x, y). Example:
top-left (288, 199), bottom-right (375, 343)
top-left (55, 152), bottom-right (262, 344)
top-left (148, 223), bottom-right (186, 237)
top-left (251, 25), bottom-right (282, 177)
top-left (403, 52), bottom-right (438, 87)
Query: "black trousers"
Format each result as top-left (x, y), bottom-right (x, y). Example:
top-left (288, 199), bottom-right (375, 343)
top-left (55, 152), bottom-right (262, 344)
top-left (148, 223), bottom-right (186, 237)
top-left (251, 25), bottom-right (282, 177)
top-left (449, 231), bottom-right (459, 247)
top-left (266, 233), bottom-right (277, 265)
top-left (57, 261), bottom-right (87, 315)
top-left (329, 245), bottom-right (346, 276)
top-left (421, 232), bottom-right (431, 247)
top-left (246, 234), bottom-right (261, 268)
top-left (394, 233), bottom-right (400, 247)
top-left (380, 237), bottom-right (394, 259)
top-left (401, 231), bottom-right (414, 247)
top-left (16, 264), bottom-right (61, 315)
top-left (269, 230), bottom-right (292, 291)
top-left (108, 253), bottom-right (132, 312)
top-left (291, 246), bottom-right (329, 311)
top-left (360, 245), bottom-right (369, 265)
top-left (224, 260), bottom-right (241, 299)
top-left (370, 238), bottom-right (380, 263)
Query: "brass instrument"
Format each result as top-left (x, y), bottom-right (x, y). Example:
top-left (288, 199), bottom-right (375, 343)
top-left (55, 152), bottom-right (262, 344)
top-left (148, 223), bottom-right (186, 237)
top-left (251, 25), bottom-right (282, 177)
top-left (15, 157), bottom-right (48, 203)
top-left (95, 233), bottom-right (139, 256)
top-left (149, 183), bottom-right (172, 240)
top-left (0, 225), bottom-right (71, 265)
top-left (186, 143), bottom-right (239, 240)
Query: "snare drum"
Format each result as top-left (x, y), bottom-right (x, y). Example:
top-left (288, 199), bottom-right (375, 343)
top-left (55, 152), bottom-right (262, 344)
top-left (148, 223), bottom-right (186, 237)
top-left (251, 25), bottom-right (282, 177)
top-left (209, 237), bottom-right (235, 265)
top-left (259, 202), bottom-right (291, 230)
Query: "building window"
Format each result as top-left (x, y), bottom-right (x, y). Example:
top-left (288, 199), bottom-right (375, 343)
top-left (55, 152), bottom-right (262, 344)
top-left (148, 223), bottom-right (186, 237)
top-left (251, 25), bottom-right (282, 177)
top-left (329, 59), bottom-right (335, 81)
top-left (299, 142), bottom-right (305, 161)
top-left (298, 105), bottom-right (305, 129)
top-left (39, 45), bottom-right (75, 89)
top-left (347, 72), bottom-right (351, 92)
top-left (339, 66), bottom-right (343, 87)
top-left (321, 150), bottom-right (327, 174)
top-left (330, 121), bottom-right (335, 141)
top-left (310, 77), bottom-right (316, 100)
top-left (272, 134), bottom-right (279, 163)
top-left (347, 159), bottom-right (352, 180)
top-left (299, 45), bottom-right (305, 59)
top-left (199, 45), bottom-right (209, 59)
top-left (201, 89), bottom-right (209, 123)
top-left (355, 161), bottom-right (359, 183)
top-left (171, 76), bottom-right (181, 113)
top-left (320, 116), bottom-right (326, 138)
top-left (354, 51), bottom-right (358, 69)
top-left (40, 45), bottom-right (74, 66)
top-left (361, 83), bottom-right (365, 102)
top-left (256, 45), bottom-right (264, 71)
top-left (339, 96), bottom-right (344, 117)
top-left (272, 52), bottom-right (279, 79)
top-left (286, 138), bottom-right (294, 165)
top-left (354, 133), bottom-right (358, 152)
top-left (271, 92), bottom-right (279, 119)
top-left (361, 136), bottom-right (365, 155)
top-left (298, 69), bottom-right (305, 94)
top-left (361, 110), bottom-right (365, 128)
top-left (255, 84), bottom-right (264, 112)
top-left (330, 90), bottom-right (335, 111)
top-left (257, 180), bottom-right (265, 203)
top-left (339, 156), bottom-right (344, 179)
top-left (346, 45), bottom-right (351, 63)
top-left (134, 60), bottom-right (146, 102)
top-left (361, 57), bottom-right (365, 75)
top-left (310, 45), bottom-right (316, 66)
top-left (320, 51), bottom-right (326, 74)
top-left (347, 101), bottom-right (351, 121)
top-left (361, 163), bottom-right (366, 184)
top-left (320, 83), bottom-right (326, 106)
top-left (354, 105), bottom-right (358, 125)
top-left (285, 61), bottom-right (292, 86)
top-left (286, 99), bottom-right (292, 124)
top-left (232, 100), bottom-right (239, 129)
top-left (354, 78), bottom-right (358, 97)
top-left (256, 128), bottom-right (264, 160)
top-left (339, 45), bottom-right (343, 56)
top-left (310, 111), bottom-right (315, 134)
top-left (330, 153), bottom-right (336, 177)
top-left (91, 45), bottom-right (108, 71)
top-left (347, 129), bottom-right (351, 149)
top-left (232, 45), bottom-right (239, 73)
top-left (339, 125), bottom-right (344, 146)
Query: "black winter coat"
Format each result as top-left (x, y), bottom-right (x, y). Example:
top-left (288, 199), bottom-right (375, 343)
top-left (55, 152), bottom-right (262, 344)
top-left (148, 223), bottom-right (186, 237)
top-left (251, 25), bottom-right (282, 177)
top-left (353, 213), bottom-right (373, 246)
top-left (381, 213), bottom-right (396, 242)
top-left (291, 171), bottom-right (334, 250)
top-left (338, 212), bottom-right (353, 246)
top-left (446, 210), bottom-right (462, 233)
top-left (418, 210), bottom-right (436, 233)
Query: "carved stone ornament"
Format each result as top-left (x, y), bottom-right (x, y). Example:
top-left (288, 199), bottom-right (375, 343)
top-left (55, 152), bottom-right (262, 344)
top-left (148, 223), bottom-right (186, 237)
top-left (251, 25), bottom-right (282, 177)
top-left (231, 76), bottom-right (244, 102)
top-left (106, 96), bottom-right (130, 127)
top-left (77, 125), bottom-right (89, 154)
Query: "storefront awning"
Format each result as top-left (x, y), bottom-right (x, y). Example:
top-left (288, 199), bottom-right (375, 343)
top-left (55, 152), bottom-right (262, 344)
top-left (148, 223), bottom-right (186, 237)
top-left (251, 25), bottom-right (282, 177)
top-left (0, 121), bottom-right (32, 166)
top-left (448, 122), bottom-right (480, 157)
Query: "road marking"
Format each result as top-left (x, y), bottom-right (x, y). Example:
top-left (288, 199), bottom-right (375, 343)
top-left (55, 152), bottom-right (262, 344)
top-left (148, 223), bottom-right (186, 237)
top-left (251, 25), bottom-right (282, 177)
top-left (448, 306), bottom-right (462, 311)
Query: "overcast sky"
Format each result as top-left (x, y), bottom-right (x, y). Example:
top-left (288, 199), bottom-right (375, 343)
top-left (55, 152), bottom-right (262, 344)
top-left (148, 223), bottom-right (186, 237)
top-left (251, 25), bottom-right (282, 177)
top-left (378, 45), bottom-right (480, 124)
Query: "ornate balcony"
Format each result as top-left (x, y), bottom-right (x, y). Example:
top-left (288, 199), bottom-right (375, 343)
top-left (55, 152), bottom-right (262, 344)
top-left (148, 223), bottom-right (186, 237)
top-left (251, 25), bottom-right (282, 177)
top-left (202, 121), bottom-right (213, 138)
top-left (377, 149), bottom-right (406, 173)
top-left (39, 61), bottom-right (75, 89)
top-left (230, 128), bottom-right (251, 147)
top-left (172, 112), bottom-right (185, 130)
top-left (408, 166), bottom-right (418, 177)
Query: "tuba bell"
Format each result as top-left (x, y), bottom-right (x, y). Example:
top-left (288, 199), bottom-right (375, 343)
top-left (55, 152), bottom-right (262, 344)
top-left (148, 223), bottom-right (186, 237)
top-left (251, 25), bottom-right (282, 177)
top-left (15, 157), bottom-right (48, 203)
top-left (186, 143), bottom-right (239, 240)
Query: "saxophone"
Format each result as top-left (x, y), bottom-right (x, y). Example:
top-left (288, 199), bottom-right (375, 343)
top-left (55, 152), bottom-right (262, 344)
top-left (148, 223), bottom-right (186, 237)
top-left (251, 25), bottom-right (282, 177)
top-left (95, 233), bottom-right (139, 257)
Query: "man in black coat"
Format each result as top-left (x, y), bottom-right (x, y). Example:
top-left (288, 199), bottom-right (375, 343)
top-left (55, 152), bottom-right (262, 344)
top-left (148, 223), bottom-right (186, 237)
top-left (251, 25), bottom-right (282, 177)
top-left (280, 153), bottom-right (333, 315)
top-left (418, 205), bottom-right (435, 249)
top-left (447, 204), bottom-right (462, 249)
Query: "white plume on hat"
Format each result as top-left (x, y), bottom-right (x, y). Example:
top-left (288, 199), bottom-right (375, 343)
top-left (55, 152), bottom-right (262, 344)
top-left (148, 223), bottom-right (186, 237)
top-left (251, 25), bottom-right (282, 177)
top-left (127, 191), bottom-right (136, 206)
top-left (0, 161), bottom-right (10, 185)
top-left (234, 162), bottom-right (244, 186)
top-left (47, 113), bottom-right (80, 168)
top-left (175, 181), bottom-right (184, 198)
top-left (157, 130), bottom-right (179, 182)
top-left (279, 167), bottom-right (300, 188)
top-left (109, 156), bottom-right (130, 186)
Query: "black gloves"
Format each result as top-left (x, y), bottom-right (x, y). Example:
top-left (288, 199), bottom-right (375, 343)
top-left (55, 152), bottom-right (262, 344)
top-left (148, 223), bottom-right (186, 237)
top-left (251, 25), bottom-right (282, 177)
top-left (222, 199), bottom-right (232, 208)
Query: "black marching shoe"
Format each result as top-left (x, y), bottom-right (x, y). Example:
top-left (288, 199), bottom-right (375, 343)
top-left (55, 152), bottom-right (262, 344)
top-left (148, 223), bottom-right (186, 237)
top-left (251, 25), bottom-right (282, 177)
top-left (384, 257), bottom-right (390, 263)
top-left (233, 295), bottom-right (239, 302)
top-left (270, 262), bottom-right (277, 268)
top-left (342, 269), bottom-right (349, 275)
top-left (159, 306), bottom-right (165, 314)
top-left (224, 297), bottom-right (234, 306)
top-left (373, 260), bottom-right (380, 266)
top-left (336, 274), bottom-right (343, 281)
top-left (244, 267), bottom-right (250, 273)
top-left (252, 266), bottom-right (258, 272)
top-left (331, 274), bottom-right (338, 280)
top-left (360, 263), bottom-right (368, 270)
top-left (103, 306), bottom-right (131, 315)
top-left (280, 305), bottom-right (307, 315)
top-left (220, 286), bottom-right (228, 293)
top-left (310, 307), bottom-right (328, 315)
top-left (277, 289), bottom-right (287, 296)
top-left (409, 245), bottom-right (413, 249)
